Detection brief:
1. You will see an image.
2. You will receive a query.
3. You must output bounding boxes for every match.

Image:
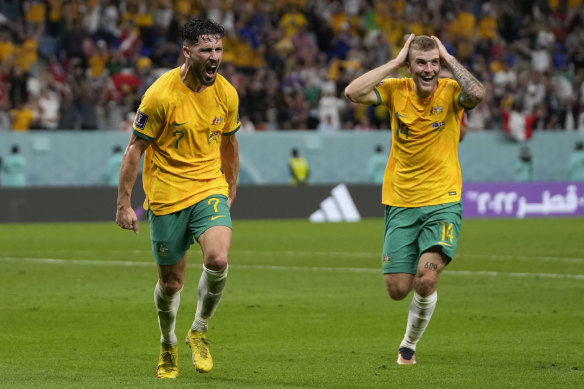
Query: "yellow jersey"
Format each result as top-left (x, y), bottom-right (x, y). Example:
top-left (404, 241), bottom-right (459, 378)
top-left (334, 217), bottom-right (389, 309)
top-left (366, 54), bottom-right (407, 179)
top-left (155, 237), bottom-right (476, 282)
top-left (374, 78), bottom-right (464, 207)
top-left (133, 67), bottom-right (240, 215)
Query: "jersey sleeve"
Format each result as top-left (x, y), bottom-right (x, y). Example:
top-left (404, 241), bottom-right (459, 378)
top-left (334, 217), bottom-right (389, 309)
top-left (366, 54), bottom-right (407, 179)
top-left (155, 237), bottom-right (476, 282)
top-left (222, 86), bottom-right (240, 136)
top-left (373, 78), bottom-right (399, 111)
top-left (132, 89), bottom-right (166, 141)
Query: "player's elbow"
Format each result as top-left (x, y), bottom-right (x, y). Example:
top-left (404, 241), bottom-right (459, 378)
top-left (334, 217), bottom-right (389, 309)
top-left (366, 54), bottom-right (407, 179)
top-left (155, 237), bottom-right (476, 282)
top-left (475, 84), bottom-right (486, 103)
top-left (344, 85), bottom-right (360, 103)
top-left (469, 84), bottom-right (487, 107)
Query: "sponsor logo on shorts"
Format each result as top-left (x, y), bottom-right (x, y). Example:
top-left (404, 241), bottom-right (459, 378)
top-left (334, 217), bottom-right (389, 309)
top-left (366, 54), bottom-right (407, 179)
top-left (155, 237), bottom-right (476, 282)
top-left (211, 215), bottom-right (225, 221)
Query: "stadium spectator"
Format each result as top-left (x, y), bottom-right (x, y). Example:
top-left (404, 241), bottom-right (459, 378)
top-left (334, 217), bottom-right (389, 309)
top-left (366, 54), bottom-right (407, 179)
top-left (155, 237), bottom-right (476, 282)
top-left (317, 114), bottom-right (336, 132)
top-left (10, 98), bottom-right (36, 131)
top-left (0, 144), bottom-right (27, 187)
top-left (345, 34), bottom-right (485, 365)
top-left (77, 80), bottom-right (99, 130)
top-left (280, 3), bottom-right (307, 39)
top-left (290, 25), bottom-right (317, 64)
top-left (492, 60), bottom-right (517, 106)
top-left (0, 29), bottom-right (14, 62)
top-left (317, 81), bottom-right (344, 131)
top-left (514, 146), bottom-right (534, 181)
top-left (239, 114), bottom-right (256, 133)
top-left (353, 114), bottom-right (374, 131)
top-left (289, 147), bottom-right (309, 186)
top-left (7, 66), bottom-right (29, 109)
top-left (367, 144), bottom-right (386, 184)
top-left (501, 101), bottom-right (536, 142)
top-left (0, 1), bottom-right (582, 133)
top-left (105, 144), bottom-right (123, 187)
top-left (116, 18), bottom-right (239, 379)
top-left (37, 86), bottom-right (60, 130)
top-left (568, 141), bottom-right (584, 181)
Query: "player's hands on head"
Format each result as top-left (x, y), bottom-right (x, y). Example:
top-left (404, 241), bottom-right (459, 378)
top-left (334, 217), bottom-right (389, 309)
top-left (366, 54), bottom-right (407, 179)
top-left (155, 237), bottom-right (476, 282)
top-left (116, 206), bottom-right (139, 234)
top-left (395, 33), bottom-right (415, 66)
top-left (431, 36), bottom-right (452, 63)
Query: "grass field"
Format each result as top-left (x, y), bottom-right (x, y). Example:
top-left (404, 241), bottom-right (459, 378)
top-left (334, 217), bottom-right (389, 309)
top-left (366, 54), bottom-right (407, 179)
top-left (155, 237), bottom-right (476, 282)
top-left (0, 218), bottom-right (583, 388)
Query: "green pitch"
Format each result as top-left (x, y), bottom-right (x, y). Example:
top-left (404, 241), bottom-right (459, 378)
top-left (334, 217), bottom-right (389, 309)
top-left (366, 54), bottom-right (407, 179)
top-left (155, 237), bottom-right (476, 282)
top-left (0, 218), bottom-right (583, 388)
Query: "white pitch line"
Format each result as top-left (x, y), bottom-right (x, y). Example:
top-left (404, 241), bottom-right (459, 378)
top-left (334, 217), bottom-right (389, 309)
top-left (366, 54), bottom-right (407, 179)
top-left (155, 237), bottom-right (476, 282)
top-left (0, 256), bottom-right (583, 280)
top-left (461, 254), bottom-right (584, 264)
top-left (2, 250), bottom-right (583, 264)
top-left (236, 250), bottom-right (584, 264)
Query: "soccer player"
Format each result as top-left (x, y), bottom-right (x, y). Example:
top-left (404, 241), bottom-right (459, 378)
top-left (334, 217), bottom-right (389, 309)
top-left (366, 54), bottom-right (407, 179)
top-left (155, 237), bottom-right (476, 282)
top-left (115, 19), bottom-right (240, 378)
top-left (345, 34), bottom-right (485, 364)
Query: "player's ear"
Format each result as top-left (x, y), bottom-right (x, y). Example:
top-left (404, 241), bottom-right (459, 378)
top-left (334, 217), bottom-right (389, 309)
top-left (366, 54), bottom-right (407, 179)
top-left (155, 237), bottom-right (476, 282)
top-left (182, 45), bottom-right (191, 59)
top-left (405, 60), bottom-right (412, 74)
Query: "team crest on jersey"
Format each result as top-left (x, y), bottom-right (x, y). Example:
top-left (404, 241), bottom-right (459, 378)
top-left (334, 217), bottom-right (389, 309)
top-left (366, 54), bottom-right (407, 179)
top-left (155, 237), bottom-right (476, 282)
top-left (211, 116), bottom-right (224, 126)
top-left (430, 106), bottom-right (444, 115)
top-left (134, 110), bottom-right (149, 130)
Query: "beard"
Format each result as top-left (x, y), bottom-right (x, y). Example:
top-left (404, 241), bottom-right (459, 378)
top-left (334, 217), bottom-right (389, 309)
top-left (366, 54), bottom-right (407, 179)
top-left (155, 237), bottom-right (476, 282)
top-left (197, 62), bottom-right (219, 86)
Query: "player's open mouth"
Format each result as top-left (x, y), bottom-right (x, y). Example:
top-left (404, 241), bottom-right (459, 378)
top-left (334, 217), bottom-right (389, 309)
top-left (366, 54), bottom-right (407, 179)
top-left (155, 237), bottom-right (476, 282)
top-left (205, 64), bottom-right (217, 78)
top-left (420, 75), bottom-right (434, 86)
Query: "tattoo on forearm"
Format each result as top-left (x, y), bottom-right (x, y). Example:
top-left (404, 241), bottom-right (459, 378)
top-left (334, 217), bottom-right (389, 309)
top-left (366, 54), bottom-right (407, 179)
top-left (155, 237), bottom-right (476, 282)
top-left (424, 262), bottom-right (439, 271)
top-left (446, 58), bottom-right (484, 107)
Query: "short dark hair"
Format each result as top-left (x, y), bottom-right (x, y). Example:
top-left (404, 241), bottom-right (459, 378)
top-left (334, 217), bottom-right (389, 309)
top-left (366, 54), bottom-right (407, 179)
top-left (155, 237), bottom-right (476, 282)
top-left (182, 19), bottom-right (224, 47)
top-left (11, 145), bottom-right (19, 154)
top-left (576, 141), bottom-right (584, 151)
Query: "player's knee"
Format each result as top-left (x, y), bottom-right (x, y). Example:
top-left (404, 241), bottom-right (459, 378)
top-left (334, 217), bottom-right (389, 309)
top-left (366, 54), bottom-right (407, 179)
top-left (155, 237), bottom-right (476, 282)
top-left (204, 250), bottom-right (228, 271)
top-left (160, 279), bottom-right (183, 295)
top-left (385, 283), bottom-right (410, 301)
top-left (413, 275), bottom-right (438, 297)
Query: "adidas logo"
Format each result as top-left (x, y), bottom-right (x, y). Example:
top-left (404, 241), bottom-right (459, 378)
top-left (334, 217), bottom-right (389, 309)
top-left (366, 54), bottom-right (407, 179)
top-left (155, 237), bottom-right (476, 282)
top-left (309, 184), bottom-right (361, 223)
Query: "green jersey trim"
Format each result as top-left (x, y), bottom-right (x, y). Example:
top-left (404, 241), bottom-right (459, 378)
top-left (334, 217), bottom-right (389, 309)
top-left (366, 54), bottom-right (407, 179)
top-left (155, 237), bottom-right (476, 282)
top-left (457, 93), bottom-right (475, 110)
top-left (133, 129), bottom-right (154, 141)
top-left (373, 88), bottom-right (382, 106)
top-left (222, 124), bottom-right (240, 136)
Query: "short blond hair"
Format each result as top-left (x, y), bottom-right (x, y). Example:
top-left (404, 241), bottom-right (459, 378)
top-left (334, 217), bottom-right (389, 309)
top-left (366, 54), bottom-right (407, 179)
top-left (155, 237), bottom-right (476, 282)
top-left (407, 35), bottom-right (437, 62)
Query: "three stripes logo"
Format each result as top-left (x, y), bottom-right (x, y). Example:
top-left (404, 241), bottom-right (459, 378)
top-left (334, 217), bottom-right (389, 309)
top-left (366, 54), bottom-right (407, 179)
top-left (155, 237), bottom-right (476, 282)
top-left (309, 184), bottom-right (361, 223)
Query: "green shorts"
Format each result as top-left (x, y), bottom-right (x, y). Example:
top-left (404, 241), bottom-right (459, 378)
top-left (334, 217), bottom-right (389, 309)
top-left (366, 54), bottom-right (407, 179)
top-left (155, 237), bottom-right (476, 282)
top-left (381, 201), bottom-right (462, 274)
top-left (147, 195), bottom-right (232, 265)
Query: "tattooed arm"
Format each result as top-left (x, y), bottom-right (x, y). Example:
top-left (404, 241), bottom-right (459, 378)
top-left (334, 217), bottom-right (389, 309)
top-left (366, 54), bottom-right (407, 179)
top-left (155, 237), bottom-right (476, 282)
top-left (431, 36), bottom-right (486, 109)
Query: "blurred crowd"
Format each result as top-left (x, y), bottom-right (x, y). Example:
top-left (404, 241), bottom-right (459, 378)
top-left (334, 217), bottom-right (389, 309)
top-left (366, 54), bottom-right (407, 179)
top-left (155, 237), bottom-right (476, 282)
top-left (1, 0), bottom-right (584, 134)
